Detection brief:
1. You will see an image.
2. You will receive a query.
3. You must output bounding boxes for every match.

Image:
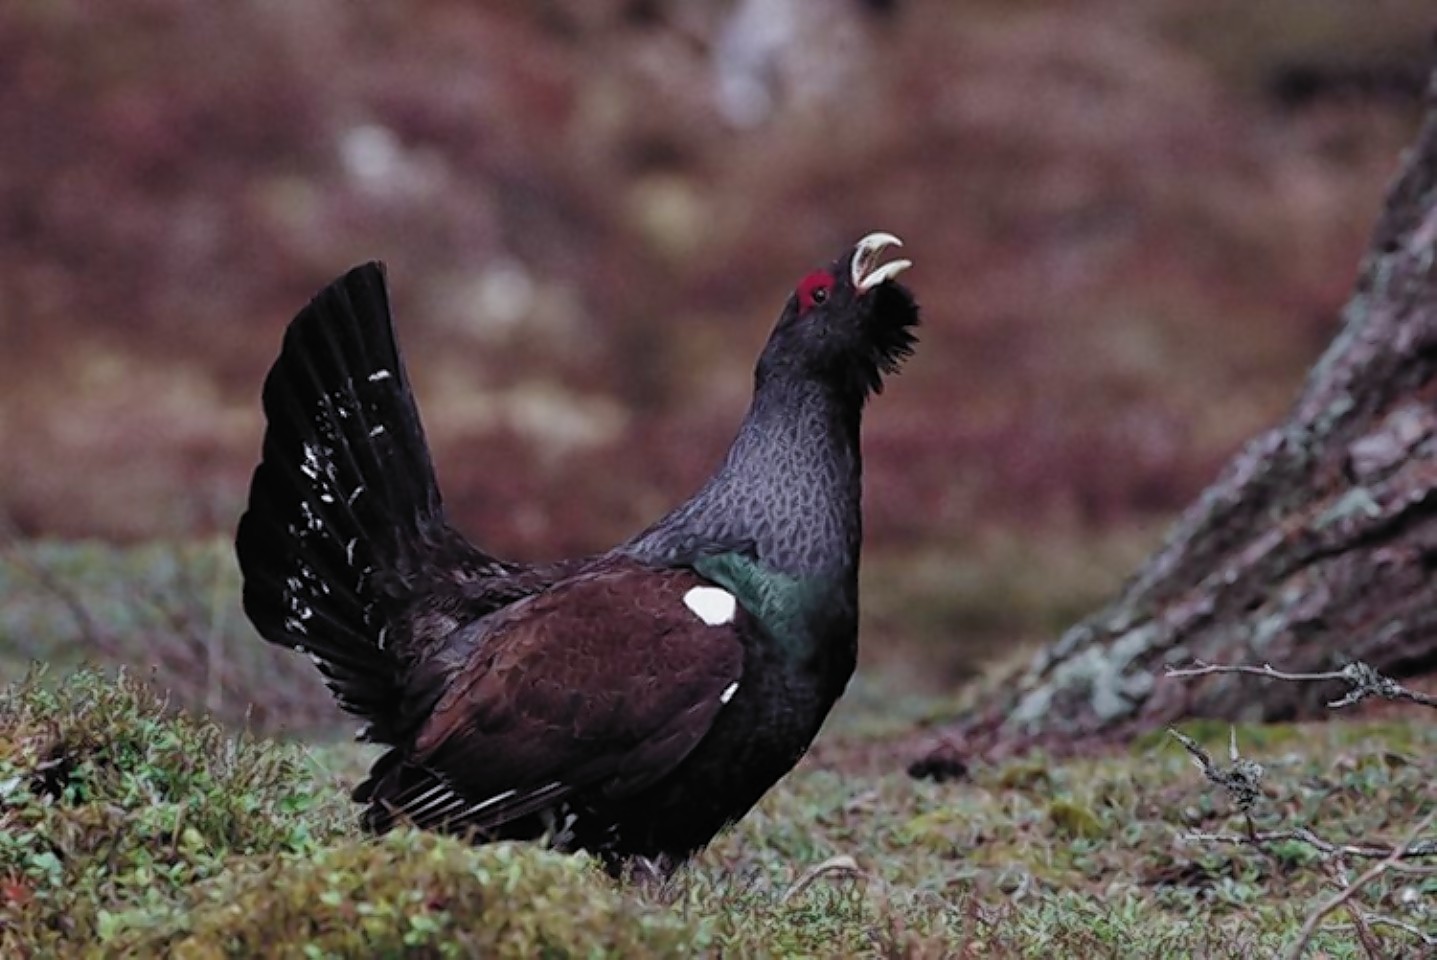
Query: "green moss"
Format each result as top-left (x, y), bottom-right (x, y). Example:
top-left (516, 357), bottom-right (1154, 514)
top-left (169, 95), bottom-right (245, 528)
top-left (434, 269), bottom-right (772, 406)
top-left (0, 667), bottom-right (349, 955)
top-left (111, 834), bottom-right (695, 958)
top-left (1047, 799), bottom-right (1103, 840)
top-left (995, 758), bottom-right (1053, 791)
top-left (3, 664), bottom-right (1433, 959)
top-left (893, 807), bottom-right (969, 852)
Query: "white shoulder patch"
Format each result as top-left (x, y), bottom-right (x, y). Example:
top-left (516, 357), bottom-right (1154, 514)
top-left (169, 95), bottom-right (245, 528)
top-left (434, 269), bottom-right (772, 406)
top-left (683, 585), bottom-right (737, 626)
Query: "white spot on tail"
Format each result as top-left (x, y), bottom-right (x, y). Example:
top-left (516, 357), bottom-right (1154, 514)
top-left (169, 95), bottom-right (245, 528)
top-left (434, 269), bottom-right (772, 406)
top-left (720, 681), bottom-right (739, 704)
top-left (300, 441), bottom-right (335, 483)
top-left (368, 369), bottom-right (393, 382)
top-left (299, 500), bottom-right (323, 533)
top-left (369, 424), bottom-right (386, 437)
top-left (683, 586), bottom-right (736, 626)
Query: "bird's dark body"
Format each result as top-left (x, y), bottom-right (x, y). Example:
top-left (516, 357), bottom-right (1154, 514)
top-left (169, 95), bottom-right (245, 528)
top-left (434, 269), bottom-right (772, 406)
top-left (350, 556), bottom-right (856, 871)
top-left (576, 638), bottom-right (845, 869)
top-left (236, 237), bottom-right (917, 875)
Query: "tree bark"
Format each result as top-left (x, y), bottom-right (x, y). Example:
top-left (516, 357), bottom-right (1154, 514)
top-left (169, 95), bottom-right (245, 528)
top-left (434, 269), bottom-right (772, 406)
top-left (929, 61), bottom-right (1437, 756)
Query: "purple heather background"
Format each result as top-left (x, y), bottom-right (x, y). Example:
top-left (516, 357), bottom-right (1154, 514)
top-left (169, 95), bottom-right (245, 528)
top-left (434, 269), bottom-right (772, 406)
top-left (1, 0), bottom-right (1430, 681)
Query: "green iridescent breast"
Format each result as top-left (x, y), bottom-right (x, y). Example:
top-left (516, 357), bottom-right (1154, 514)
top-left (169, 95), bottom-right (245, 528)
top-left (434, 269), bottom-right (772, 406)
top-left (693, 552), bottom-right (848, 658)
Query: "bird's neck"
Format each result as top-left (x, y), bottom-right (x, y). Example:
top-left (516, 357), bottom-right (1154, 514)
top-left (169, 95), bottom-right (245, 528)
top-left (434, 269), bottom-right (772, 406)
top-left (624, 375), bottom-right (864, 665)
top-left (628, 375), bottom-right (865, 583)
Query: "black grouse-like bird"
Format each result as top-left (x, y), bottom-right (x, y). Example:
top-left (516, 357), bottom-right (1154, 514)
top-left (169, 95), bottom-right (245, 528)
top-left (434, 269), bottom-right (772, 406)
top-left (235, 233), bottom-right (918, 875)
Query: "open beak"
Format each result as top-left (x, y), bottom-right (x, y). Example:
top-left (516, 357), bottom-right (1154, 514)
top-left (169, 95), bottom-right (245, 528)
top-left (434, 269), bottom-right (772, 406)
top-left (851, 232), bottom-right (913, 293)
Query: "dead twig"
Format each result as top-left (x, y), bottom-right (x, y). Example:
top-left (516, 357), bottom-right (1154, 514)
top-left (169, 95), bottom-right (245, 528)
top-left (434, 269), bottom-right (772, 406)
top-left (1178, 826), bottom-right (1437, 863)
top-left (1340, 893), bottom-right (1382, 960)
top-left (1167, 726), bottom-right (1265, 814)
top-left (1166, 660), bottom-right (1437, 710)
top-left (1284, 809), bottom-right (1437, 960)
top-left (780, 854), bottom-right (865, 903)
top-left (1169, 659), bottom-right (1436, 956)
top-left (1360, 913), bottom-right (1437, 949)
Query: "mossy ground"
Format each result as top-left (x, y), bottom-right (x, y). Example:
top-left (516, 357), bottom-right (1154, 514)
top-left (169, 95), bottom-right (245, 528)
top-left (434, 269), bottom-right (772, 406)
top-left (1, 543), bottom-right (1433, 957)
top-left (2, 673), bottom-right (1433, 958)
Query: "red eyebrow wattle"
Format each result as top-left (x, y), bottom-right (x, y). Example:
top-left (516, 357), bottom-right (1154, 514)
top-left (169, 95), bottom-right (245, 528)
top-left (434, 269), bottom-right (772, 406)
top-left (797, 271), bottom-right (833, 310)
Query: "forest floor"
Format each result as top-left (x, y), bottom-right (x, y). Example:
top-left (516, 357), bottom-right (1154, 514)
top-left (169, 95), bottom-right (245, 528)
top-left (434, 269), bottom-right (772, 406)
top-left (2, 542), bottom-right (1432, 958)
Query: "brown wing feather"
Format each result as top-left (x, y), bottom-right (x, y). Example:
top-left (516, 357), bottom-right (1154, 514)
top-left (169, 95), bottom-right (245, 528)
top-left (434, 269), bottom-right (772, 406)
top-left (377, 558), bottom-right (744, 832)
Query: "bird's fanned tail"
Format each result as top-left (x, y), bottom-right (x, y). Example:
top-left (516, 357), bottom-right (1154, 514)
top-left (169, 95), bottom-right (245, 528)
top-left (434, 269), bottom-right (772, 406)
top-left (236, 263), bottom-right (496, 742)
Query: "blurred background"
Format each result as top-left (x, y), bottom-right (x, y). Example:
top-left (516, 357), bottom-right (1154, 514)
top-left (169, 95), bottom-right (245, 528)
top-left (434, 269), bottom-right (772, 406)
top-left (0, 0), bottom-right (1431, 725)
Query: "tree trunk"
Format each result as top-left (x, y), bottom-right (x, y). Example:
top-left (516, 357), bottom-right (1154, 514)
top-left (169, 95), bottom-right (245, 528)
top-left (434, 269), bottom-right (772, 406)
top-left (928, 61), bottom-right (1437, 756)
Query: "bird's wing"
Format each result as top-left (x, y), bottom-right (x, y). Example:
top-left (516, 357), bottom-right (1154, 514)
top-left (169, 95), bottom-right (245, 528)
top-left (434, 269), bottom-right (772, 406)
top-left (362, 559), bottom-right (746, 834)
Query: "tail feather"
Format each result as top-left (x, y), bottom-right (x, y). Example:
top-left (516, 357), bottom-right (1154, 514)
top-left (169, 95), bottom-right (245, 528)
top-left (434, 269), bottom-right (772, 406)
top-left (236, 262), bottom-right (497, 738)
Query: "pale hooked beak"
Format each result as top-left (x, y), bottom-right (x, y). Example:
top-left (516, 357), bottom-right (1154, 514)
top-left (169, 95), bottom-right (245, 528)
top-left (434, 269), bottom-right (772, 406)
top-left (851, 232), bottom-right (913, 292)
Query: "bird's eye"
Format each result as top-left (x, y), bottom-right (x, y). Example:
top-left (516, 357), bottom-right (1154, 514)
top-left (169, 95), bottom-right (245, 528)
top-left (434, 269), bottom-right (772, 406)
top-left (797, 271), bottom-right (834, 312)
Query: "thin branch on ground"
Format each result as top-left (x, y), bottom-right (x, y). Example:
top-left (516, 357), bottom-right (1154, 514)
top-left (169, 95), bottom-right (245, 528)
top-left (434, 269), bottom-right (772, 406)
top-left (1334, 880), bottom-right (1383, 960)
top-left (1178, 826), bottom-right (1437, 863)
top-left (1284, 809), bottom-right (1437, 960)
top-left (1167, 726), bottom-right (1265, 813)
top-left (1166, 659), bottom-right (1437, 710)
top-left (1168, 658), bottom-right (1436, 956)
top-left (1360, 913), bottom-right (1437, 949)
top-left (780, 854), bottom-right (865, 903)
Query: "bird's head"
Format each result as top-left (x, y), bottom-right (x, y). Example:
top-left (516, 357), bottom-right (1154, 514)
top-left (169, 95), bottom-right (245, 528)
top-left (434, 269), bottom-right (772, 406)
top-left (758, 232), bottom-right (919, 401)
